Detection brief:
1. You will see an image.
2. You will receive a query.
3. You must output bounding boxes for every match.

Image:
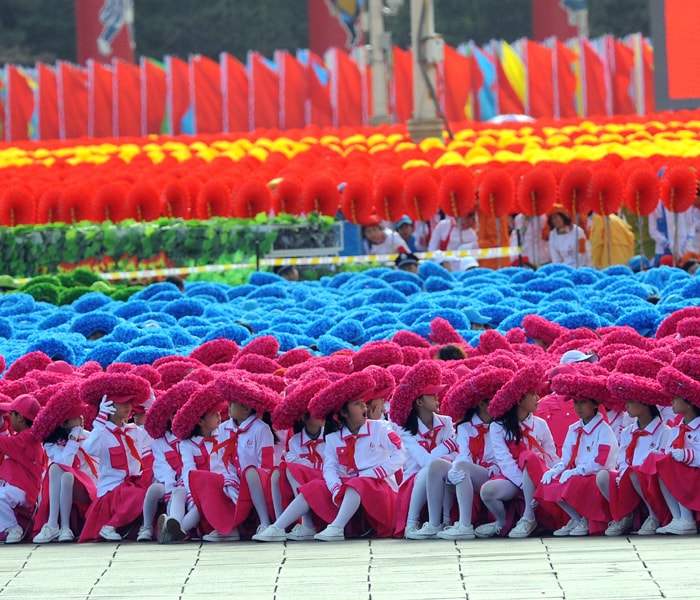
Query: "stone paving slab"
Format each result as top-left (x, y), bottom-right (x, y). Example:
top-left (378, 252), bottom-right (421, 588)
top-left (0, 535), bottom-right (694, 599)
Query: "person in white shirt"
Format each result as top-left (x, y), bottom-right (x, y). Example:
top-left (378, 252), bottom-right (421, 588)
top-left (547, 206), bottom-right (591, 267)
top-left (428, 213), bottom-right (479, 271)
top-left (648, 200), bottom-right (695, 265)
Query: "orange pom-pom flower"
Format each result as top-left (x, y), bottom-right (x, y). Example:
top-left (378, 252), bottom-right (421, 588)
top-left (516, 168), bottom-right (557, 216)
top-left (559, 166), bottom-right (592, 215)
top-left (439, 166), bottom-right (476, 217)
top-left (402, 172), bottom-right (439, 221)
top-left (477, 169), bottom-right (514, 218)
top-left (301, 173), bottom-right (340, 216)
top-left (587, 168), bottom-right (622, 215)
top-left (232, 178), bottom-right (272, 218)
top-left (373, 171), bottom-right (406, 222)
top-left (340, 177), bottom-right (373, 225)
top-left (661, 165), bottom-right (696, 213)
top-left (623, 168), bottom-right (659, 216)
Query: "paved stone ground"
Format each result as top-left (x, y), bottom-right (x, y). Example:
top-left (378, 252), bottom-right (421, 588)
top-left (0, 535), bottom-right (697, 600)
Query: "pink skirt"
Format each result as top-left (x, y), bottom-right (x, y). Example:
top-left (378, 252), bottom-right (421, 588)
top-left (393, 472), bottom-right (421, 538)
top-left (300, 476), bottom-right (397, 538)
top-left (609, 467), bottom-right (671, 526)
top-left (278, 463), bottom-right (322, 510)
top-left (641, 453), bottom-right (700, 512)
top-left (78, 474), bottom-right (149, 543)
top-left (33, 464), bottom-right (97, 539)
top-left (536, 474), bottom-right (610, 533)
top-left (190, 467), bottom-right (274, 537)
top-left (519, 451), bottom-right (567, 533)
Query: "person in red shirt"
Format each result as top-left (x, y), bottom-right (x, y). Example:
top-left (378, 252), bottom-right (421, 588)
top-left (0, 394), bottom-right (46, 544)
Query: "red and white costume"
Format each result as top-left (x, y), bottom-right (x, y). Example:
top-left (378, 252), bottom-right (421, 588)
top-left (300, 420), bottom-right (405, 538)
top-left (394, 414), bottom-right (456, 537)
top-left (79, 421), bottom-right (149, 542)
top-left (277, 428), bottom-right (325, 510)
top-left (536, 413), bottom-right (618, 531)
top-left (609, 417), bottom-right (670, 523)
top-left (0, 429), bottom-right (46, 533)
top-left (189, 416), bottom-right (275, 536)
top-left (454, 414), bottom-right (497, 472)
top-left (150, 432), bottom-right (183, 500)
top-left (606, 408), bottom-right (634, 444)
top-left (33, 428), bottom-right (98, 537)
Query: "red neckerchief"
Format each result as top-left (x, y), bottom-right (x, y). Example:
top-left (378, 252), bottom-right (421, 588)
top-left (469, 423), bottom-right (489, 462)
top-left (337, 435), bottom-right (358, 473)
top-left (672, 423), bottom-right (690, 450)
top-left (626, 428), bottom-right (651, 465)
top-left (418, 417), bottom-right (443, 452)
top-left (193, 437), bottom-right (212, 471)
top-left (78, 448), bottom-right (98, 478)
top-left (111, 427), bottom-right (144, 470)
top-left (213, 418), bottom-right (256, 473)
top-left (566, 426), bottom-right (584, 470)
top-left (520, 420), bottom-right (547, 457)
top-left (300, 437), bottom-right (324, 469)
top-left (164, 436), bottom-right (183, 476)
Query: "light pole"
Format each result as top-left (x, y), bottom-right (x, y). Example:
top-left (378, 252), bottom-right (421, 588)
top-left (406, 0), bottom-right (444, 142)
top-left (367, 0), bottom-right (392, 126)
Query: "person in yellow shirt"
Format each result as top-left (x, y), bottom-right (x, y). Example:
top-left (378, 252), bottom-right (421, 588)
top-left (590, 213), bottom-right (635, 269)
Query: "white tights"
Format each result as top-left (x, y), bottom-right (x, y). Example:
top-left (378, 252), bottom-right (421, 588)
top-left (440, 461), bottom-right (489, 527)
top-left (596, 470), bottom-right (658, 520)
top-left (245, 468), bottom-right (272, 528)
top-left (271, 469), bottom-right (316, 530)
top-left (273, 486), bottom-right (362, 532)
top-left (480, 478), bottom-right (524, 526)
top-left (46, 464), bottom-right (87, 530)
top-left (658, 475), bottom-right (694, 522)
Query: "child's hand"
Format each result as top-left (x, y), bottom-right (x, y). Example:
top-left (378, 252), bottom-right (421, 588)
top-left (671, 448), bottom-right (693, 464)
top-left (558, 469), bottom-right (577, 484)
top-left (540, 469), bottom-right (556, 485)
top-left (446, 468), bottom-right (466, 485)
top-left (94, 395), bottom-right (116, 426)
top-left (69, 426), bottom-right (82, 441)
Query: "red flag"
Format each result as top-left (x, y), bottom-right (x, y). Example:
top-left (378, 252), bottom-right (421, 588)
top-left (221, 53), bottom-right (249, 133)
top-left (553, 40), bottom-right (578, 118)
top-left (494, 44), bottom-right (525, 115)
top-left (580, 38), bottom-right (608, 116)
top-left (88, 59), bottom-right (113, 137)
top-left (113, 59), bottom-right (140, 136)
top-left (166, 55), bottom-right (190, 135)
top-left (5, 65), bottom-right (34, 141)
top-left (276, 51), bottom-right (307, 130)
top-left (610, 37), bottom-right (635, 115)
top-left (329, 48), bottom-right (363, 127)
top-left (392, 47), bottom-right (413, 123)
top-left (141, 57), bottom-right (166, 135)
top-left (57, 62), bottom-right (88, 139)
top-left (301, 50), bottom-right (332, 128)
top-left (441, 45), bottom-right (472, 123)
top-left (525, 40), bottom-right (554, 118)
top-left (37, 63), bottom-right (59, 140)
top-left (642, 39), bottom-right (655, 114)
top-left (191, 54), bottom-right (223, 134)
top-left (248, 51), bottom-right (280, 130)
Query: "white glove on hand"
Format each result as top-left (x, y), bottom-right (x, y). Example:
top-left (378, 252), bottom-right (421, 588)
top-left (486, 465), bottom-right (500, 478)
top-left (69, 426), bottom-right (82, 440)
top-left (94, 395), bottom-right (115, 426)
top-left (540, 469), bottom-right (556, 485)
top-left (446, 468), bottom-right (466, 485)
top-left (332, 488), bottom-right (343, 507)
top-left (671, 448), bottom-right (688, 463)
top-left (558, 469), bottom-right (577, 484)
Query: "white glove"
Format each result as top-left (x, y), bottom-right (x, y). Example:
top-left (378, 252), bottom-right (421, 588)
top-left (671, 448), bottom-right (692, 463)
top-left (486, 465), bottom-right (500, 478)
top-left (540, 469), bottom-right (556, 485)
top-left (558, 469), bottom-right (577, 484)
top-left (446, 468), bottom-right (466, 485)
top-left (332, 487), bottom-right (343, 507)
top-left (94, 395), bottom-right (115, 426)
top-left (69, 426), bottom-right (82, 440)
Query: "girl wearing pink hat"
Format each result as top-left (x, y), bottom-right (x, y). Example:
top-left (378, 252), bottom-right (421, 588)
top-left (31, 383), bottom-right (96, 544)
top-left (187, 374), bottom-right (280, 541)
top-left (78, 373), bottom-right (153, 543)
top-left (141, 381), bottom-right (201, 544)
top-left (267, 375), bottom-right (330, 541)
top-left (168, 381), bottom-right (226, 542)
top-left (536, 364), bottom-right (618, 537)
top-left (0, 393), bottom-right (45, 544)
top-left (388, 360), bottom-right (455, 540)
top-left (643, 351), bottom-right (700, 535)
top-left (599, 356), bottom-right (673, 537)
top-left (435, 365), bottom-right (514, 540)
top-left (253, 370), bottom-right (405, 542)
top-left (475, 363), bottom-right (560, 539)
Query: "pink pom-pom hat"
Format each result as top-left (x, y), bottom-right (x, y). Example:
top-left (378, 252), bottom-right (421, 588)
top-left (550, 363), bottom-right (610, 405)
top-left (171, 381), bottom-right (227, 440)
top-left (234, 353), bottom-right (280, 374)
top-left (428, 317), bottom-right (466, 345)
top-left (352, 341), bottom-right (404, 372)
top-left (401, 345), bottom-right (431, 366)
top-left (31, 382), bottom-right (85, 441)
top-left (272, 377), bottom-right (331, 430)
top-left (476, 330), bottom-right (513, 355)
top-left (392, 330), bottom-right (431, 348)
top-left (656, 306), bottom-right (700, 339)
top-left (4, 351), bottom-right (52, 381)
top-left (677, 317), bottom-right (700, 339)
top-left (488, 362), bottom-right (545, 419)
top-left (0, 377), bottom-right (40, 400)
top-left (442, 366), bottom-right (513, 421)
top-left (80, 372), bottom-right (152, 406)
top-left (145, 380), bottom-right (202, 439)
top-left (521, 315), bottom-right (564, 347)
top-left (389, 360), bottom-right (446, 427)
top-left (239, 335), bottom-right (280, 359)
top-left (309, 370), bottom-right (375, 421)
top-left (277, 348), bottom-right (313, 368)
top-left (657, 350), bottom-right (700, 407)
top-left (360, 365), bottom-right (396, 402)
top-left (155, 358), bottom-right (203, 390)
top-left (216, 373), bottom-right (280, 414)
top-left (608, 366), bottom-right (672, 408)
top-left (189, 338), bottom-right (239, 366)
top-left (600, 326), bottom-right (653, 351)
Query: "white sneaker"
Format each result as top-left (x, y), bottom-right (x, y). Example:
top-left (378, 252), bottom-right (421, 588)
top-left (474, 521), bottom-right (502, 538)
top-left (314, 525), bottom-right (345, 542)
top-left (569, 518), bottom-right (589, 537)
top-left (508, 517), bottom-right (537, 539)
top-left (436, 523), bottom-right (475, 540)
top-left (33, 524), bottom-right (60, 544)
top-left (657, 518), bottom-right (697, 535)
top-left (99, 525), bottom-right (122, 542)
top-left (286, 523), bottom-right (317, 541)
top-left (252, 525), bottom-right (287, 542)
top-left (405, 522), bottom-right (442, 540)
top-left (553, 519), bottom-right (577, 537)
top-left (136, 525), bottom-right (153, 542)
top-left (57, 528), bottom-right (75, 543)
top-left (605, 515), bottom-right (633, 537)
top-left (202, 529), bottom-right (240, 542)
top-left (637, 516), bottom-right (660, 536)
top-left (5, 526), bottom-right (24, 544)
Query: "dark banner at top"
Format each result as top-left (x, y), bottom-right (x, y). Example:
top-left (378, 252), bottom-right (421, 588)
top-left (76, 0), bottom-right (135, 65)
top-left (532, 0), bottom-right (587, 41)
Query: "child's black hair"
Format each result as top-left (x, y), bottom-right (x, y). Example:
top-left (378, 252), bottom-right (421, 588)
top-left (457, 406), bottom-right (479, 428)
top-left (187, 423), bottom-right (204, 439)
top-left (499, 404), bottom-right (522, 445)
top-left (261, 411), bottom-right (280, 444)
top-left (403, 404), bottom-right (420, 436)
top-left (435, 345), bottom-right (467, 361)
top-left (649, 405), bottom-right (661, 419)
top-left (323, 415), bottom-right (341, 438)
top-left (44, 424), bottom-right (70, 444)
